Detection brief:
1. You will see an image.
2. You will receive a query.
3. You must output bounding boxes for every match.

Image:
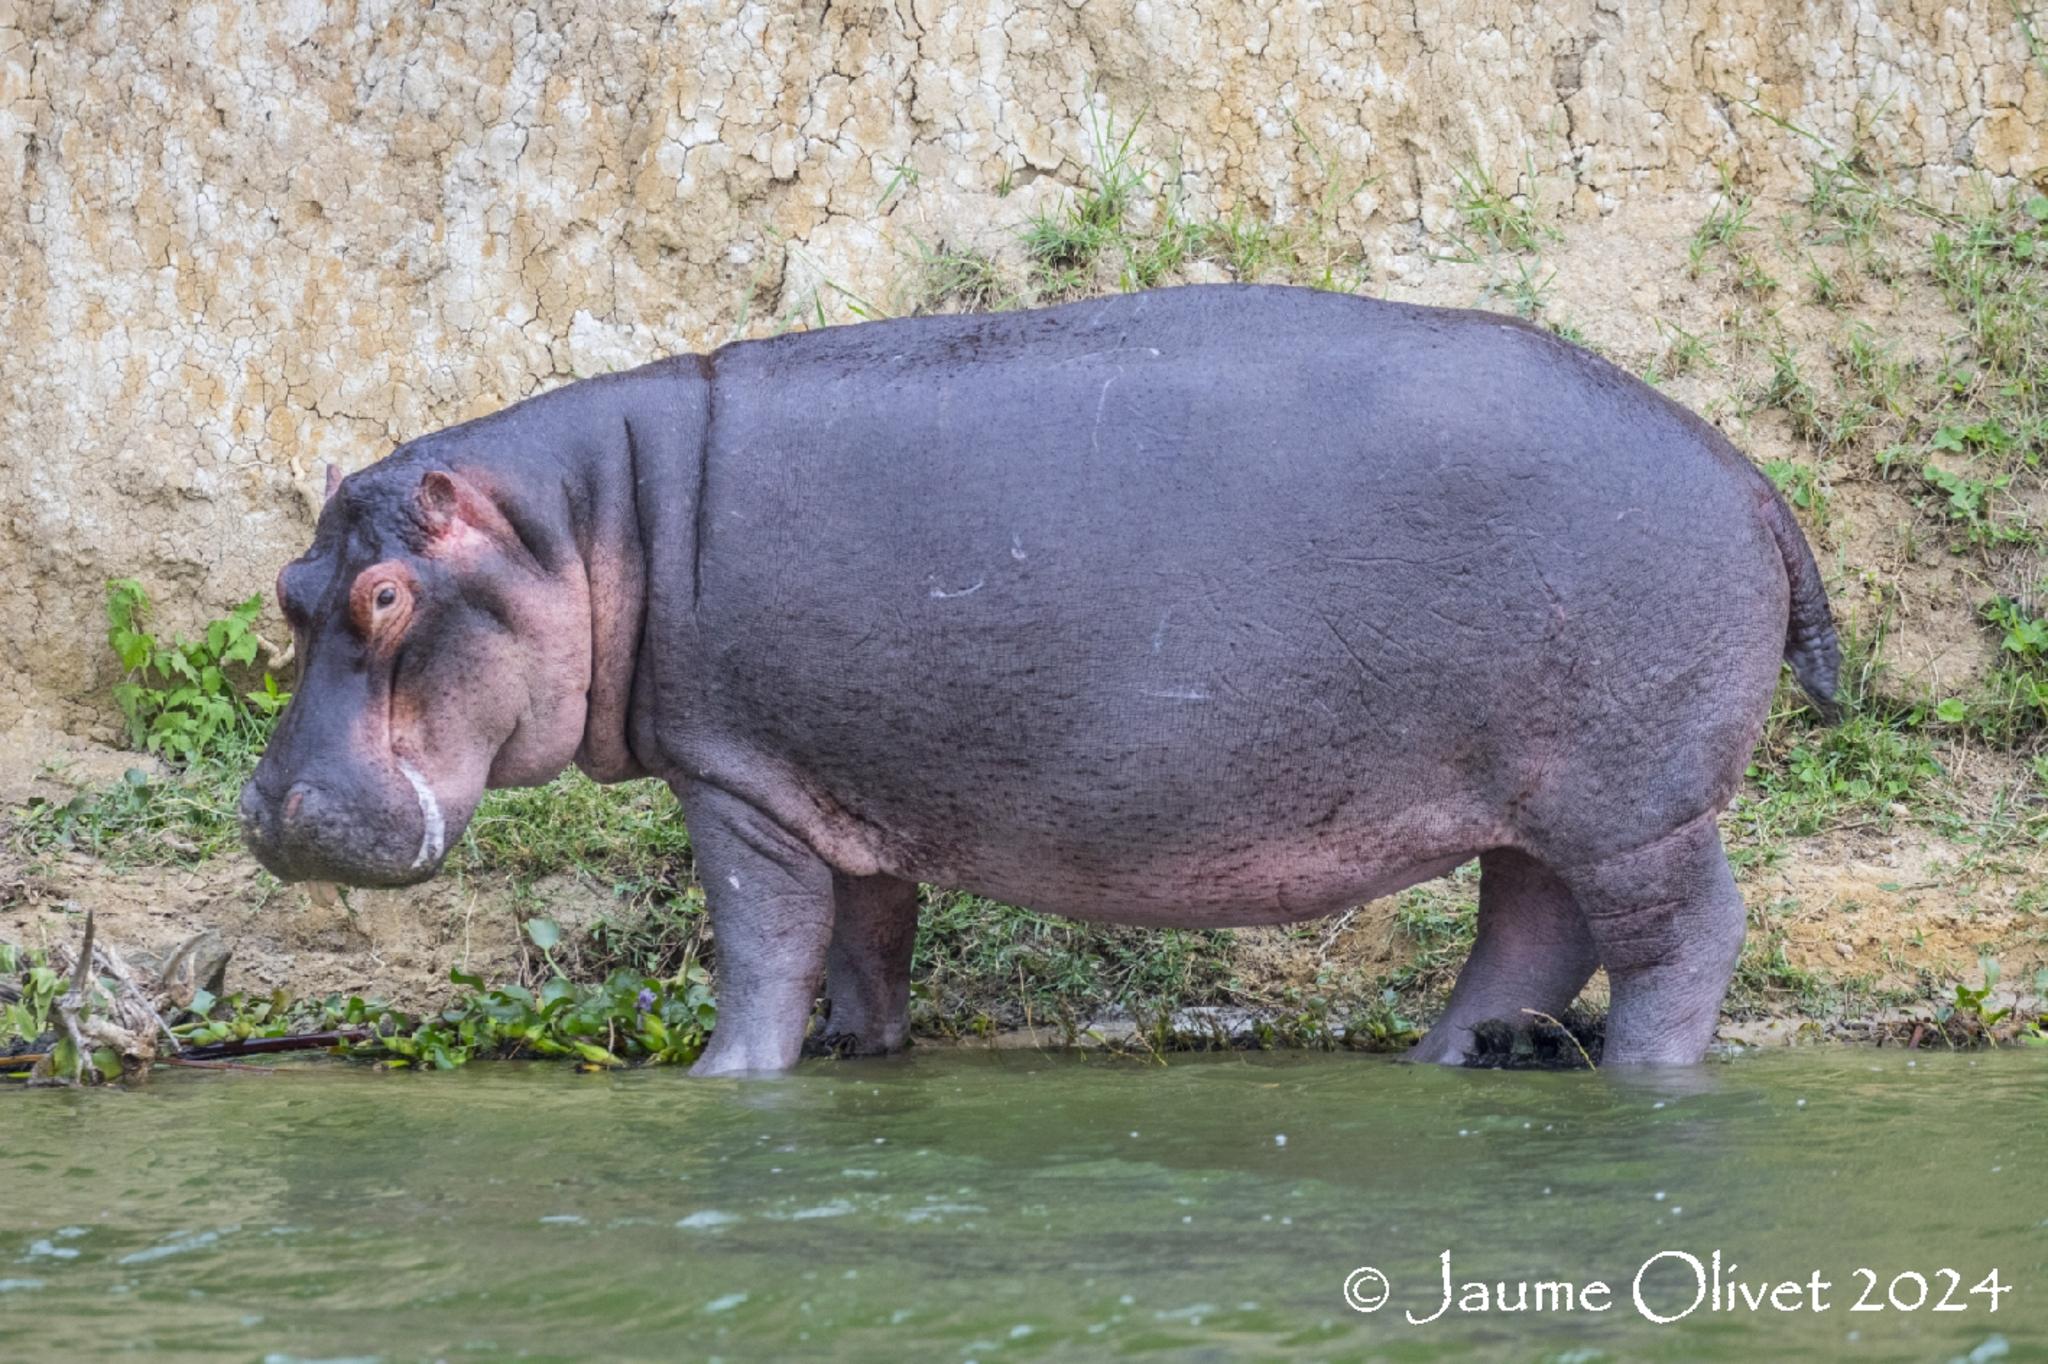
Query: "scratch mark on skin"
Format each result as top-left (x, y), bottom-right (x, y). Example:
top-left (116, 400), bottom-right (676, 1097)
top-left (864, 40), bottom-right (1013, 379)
top-left (1311, 611), bottom-right (1401, 742)
top-left (1142, 686), bottom-right (1210, 701)
top-left (397, 760), bottom-right (445, 871)
top-left (1320, 613), bottom-right (1384, 684)
top-left (727, 872), bottom-right (743, 891)
top-left (929, 578), bottom-right (984, 599)
top-left (1091, 368), bottom-right (1122, 453)
top-left (1010, 534), bottom-right (1027, 561)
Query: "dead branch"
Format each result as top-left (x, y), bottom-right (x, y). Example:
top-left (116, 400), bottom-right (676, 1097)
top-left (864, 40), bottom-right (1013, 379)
top-left (179, 1029), bottom-right (372, 1060)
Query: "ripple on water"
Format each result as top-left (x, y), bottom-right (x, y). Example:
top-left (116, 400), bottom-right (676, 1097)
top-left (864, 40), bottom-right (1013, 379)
top-left (116, 1227), bottom-right (232, 1265)
top-left (675, 1210), bottom-right (741, 1229)
top-left (1, 1047), bottom-right (2040, 1360)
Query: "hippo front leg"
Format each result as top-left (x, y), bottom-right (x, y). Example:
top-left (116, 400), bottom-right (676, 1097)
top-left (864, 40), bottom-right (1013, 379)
top-left (677, 783), bottom-right (835, 1077)
top-left (819, 873), bottom-right (920, 1056)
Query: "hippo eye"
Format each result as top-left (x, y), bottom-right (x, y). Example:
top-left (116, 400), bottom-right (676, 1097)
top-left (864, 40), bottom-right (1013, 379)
top-left (349, 561), bottom-right (416, 641)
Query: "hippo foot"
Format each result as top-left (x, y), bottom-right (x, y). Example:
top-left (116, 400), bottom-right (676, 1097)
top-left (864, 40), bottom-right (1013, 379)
top-left (1407, 1014), bottom-right (1602, 1070)
top-left (804, 1028), bottom-right (911, 1060)
top-left (689, 1036), bottom-right (805, 1078)
top-left (1404, 1025), bottom-right (1478, 1067)
top-left (1463, 1015), bottom-right (1603, 1070)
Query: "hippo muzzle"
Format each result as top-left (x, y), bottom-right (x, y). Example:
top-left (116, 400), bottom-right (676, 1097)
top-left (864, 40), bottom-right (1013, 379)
top-left (239, 757), bottom-right (449, 888)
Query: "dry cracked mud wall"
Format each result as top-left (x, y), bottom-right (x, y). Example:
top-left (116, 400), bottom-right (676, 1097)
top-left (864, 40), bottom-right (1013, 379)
top-left (2, 0), bottom-right (2044, 735)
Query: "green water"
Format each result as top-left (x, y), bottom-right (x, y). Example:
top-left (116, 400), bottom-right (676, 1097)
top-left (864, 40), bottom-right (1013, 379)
top-left (2, 1049), bottom-right (2041, 1362)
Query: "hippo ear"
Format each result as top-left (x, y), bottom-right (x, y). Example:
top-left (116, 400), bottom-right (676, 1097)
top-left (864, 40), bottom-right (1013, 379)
top-left (418, 470), bottom-right (488, 539)
top-left (324, 463), bottom-right (343, 502)
top-left (417, 469), bottom-right (528, 562)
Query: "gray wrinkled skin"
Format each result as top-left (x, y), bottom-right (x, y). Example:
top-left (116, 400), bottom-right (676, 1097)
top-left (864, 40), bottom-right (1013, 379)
top-left (241, 285), bottom-right (1839, 1075)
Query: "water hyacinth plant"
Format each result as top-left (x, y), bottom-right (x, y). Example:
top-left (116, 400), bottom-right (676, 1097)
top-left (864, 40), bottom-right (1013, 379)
top-left (174, 965), bottom-right (717, 1072)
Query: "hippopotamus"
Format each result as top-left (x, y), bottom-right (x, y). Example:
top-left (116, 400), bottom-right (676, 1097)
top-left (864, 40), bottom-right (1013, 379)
top-left (240, 284), bottom-right (1838, 1074)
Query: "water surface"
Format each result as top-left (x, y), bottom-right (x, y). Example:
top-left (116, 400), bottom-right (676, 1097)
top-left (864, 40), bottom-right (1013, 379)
top-left (3, 1048), bottom-right (2040, 1360)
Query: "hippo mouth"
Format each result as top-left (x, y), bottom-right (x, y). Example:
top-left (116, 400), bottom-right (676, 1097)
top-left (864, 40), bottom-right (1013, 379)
top-left (238, 757), bottom-right (462, 889)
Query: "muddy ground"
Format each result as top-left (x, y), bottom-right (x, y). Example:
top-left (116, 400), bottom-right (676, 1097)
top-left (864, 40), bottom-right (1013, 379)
top-left (6, 726), bottom-right (2047, 1050)
top-left (3, 733), bottom-right (2043, 1044)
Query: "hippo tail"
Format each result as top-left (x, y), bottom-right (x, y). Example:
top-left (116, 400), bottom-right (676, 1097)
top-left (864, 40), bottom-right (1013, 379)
top-left (1751, 468), bottom-right (1842, 720)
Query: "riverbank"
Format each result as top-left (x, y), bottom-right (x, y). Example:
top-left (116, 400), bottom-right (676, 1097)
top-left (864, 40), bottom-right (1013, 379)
top-left (4, 723), bottom-right (2042, 1061)
top-left (6, 168), bottom-right (2046, 1059)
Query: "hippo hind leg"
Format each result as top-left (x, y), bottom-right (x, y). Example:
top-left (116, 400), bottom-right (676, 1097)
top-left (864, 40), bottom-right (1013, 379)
top-left (1553, 813), bottom-right (1746, 1066)
top-left (1407, 848), bottom-right (1598, 1066)
top-left (816, 872), bottom-right (919, 1057)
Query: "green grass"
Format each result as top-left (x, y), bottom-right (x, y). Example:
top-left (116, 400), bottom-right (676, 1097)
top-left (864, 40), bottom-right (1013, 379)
top-left (911, 889), bottom-right (1236, 1035)
top-left (1731, 621), bottom-right (1949, 848)
top-left (14, 754), bottom-right (690, 886)
top-left (1920, 463), bottom-right (2033, 548)
top-left (1943, 594), bottom-right (2048, 750)
top-left (1932, 195), bottom-right (2048, 387)
top-left (902, 239), bottom-right (1016, 315)
top-left (1486, 256), bottom-right (1558, 320)
top-left (16, 760), bottom-right (251, 866)
top-left (1835, 327), bottom-right (1910, 423)
top-left (1802, 147), bottom-right (1893, 254)
top-left (1725, 177), bottom-right (2044, 784)
top-left (1901, 196), bottom-right (2046, 561)
top-left (1378, 869), bottom-right (1480, 1005)
top-left (1804, 253), bottom-right (1858, 309)
top-left (1755, 346), bottom-right (1826, 443)
top-left (1688, 171), bottom-right (1760, 276)
top-left (1740, 710), bottom-right (1942, 841)
top-left (1443, 158), bottom-right (1557, 259)
top-left (461, 777), bottom-right (693, 897)
top-left (1761, 457), bottom-right (1830, 523)
top-left (1643, 319), bottom-right (1713, 386)
top-left (1019, 104), bottom-right (1153, 296)
top-left (890, 105), bottom-right (1371, 315)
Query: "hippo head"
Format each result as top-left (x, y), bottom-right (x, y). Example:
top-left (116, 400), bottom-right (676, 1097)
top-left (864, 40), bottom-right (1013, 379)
top-left (240, 453), bottom-right (593, 887)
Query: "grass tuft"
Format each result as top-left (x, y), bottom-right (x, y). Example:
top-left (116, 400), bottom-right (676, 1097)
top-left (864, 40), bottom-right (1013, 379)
top-left (1443, 158), bottom-right (1557, 259)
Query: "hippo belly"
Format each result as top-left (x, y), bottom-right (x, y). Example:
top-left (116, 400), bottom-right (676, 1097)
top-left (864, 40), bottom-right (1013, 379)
top-left (666, 290), bottom-right (1775, 923)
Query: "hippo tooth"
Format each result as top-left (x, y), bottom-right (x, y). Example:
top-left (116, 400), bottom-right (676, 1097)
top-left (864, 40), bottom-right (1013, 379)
top-left (396, 760), bottom-right (445, 871)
